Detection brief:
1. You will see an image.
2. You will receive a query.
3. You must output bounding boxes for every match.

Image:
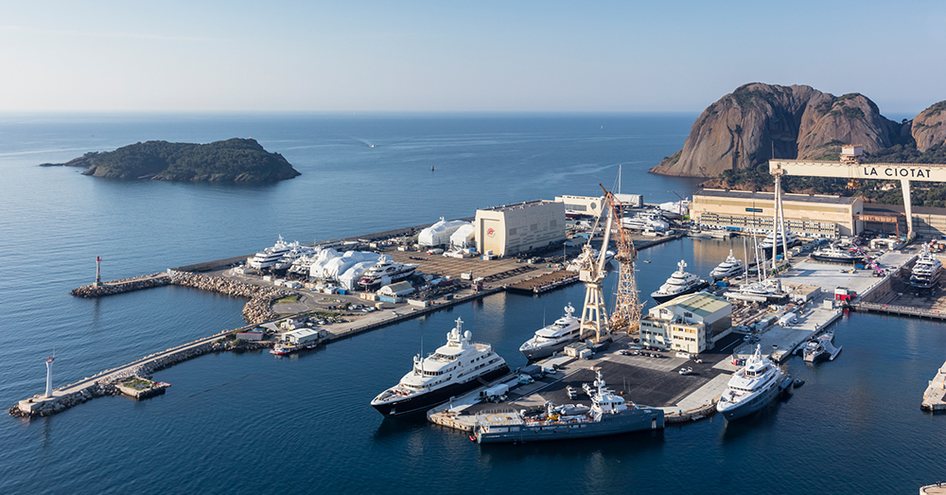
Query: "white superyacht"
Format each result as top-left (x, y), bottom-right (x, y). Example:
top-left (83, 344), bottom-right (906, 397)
top-left (651, 260), bottom-right (709, 303)
top-left (358, 255), bottom-right (418, 288)
top-left (717, 344), bottom-right (790, 420)
top-left (710, 250), bottom-right (745, 280)
top-left (371, 318), bottom-right (509, 417)
top-left (518, 304), bottom-right (581, 361)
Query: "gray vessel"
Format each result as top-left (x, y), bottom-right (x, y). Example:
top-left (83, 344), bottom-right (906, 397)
top-left (471, 370), bottom-right (664, 444)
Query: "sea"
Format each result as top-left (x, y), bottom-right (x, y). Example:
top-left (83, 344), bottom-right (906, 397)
top-left (0, 113), bottom-right (943, 494)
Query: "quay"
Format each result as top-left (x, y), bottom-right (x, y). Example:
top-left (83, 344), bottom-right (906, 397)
top-left (507, 270), bottom-right (578, 294)
top-left (921, 361), bottom-right (946, 412)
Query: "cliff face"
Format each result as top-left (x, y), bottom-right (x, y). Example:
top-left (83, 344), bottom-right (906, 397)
top-left (42, 138), bottom-right (301, 184)
top-left (912, 101), bottom-right (946, 152)
top-left (651, 83), bottom-right (905, 177)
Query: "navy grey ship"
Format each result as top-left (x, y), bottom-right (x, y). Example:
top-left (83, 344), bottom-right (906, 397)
top-left (471, 370), bottom-right (664, 444)
top-left (371, 318), bottom-right (508, 417)
top-left (716, 345), bottom-right (790, 421)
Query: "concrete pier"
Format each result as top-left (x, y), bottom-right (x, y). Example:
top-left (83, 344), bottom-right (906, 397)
top-left (921, 361), bottom-right (946, 413)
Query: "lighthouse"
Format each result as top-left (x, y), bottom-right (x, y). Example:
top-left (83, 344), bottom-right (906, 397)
top-left (94, 256), bottom-right (102, 287)
top-left (45, 356), bottom-right (55, 398)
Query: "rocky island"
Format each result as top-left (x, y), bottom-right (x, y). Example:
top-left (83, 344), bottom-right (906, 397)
top-left (42, 138), bottom-right (301, 184)
top-left (652, 82), bottom-right (946, 205)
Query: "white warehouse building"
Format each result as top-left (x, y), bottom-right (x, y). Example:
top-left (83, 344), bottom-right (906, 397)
top-left (474, 200), bottom-right (565, 257)
top-left (418, 217), bottom-right (470, 247)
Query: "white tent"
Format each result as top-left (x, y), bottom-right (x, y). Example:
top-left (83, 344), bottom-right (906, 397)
top-left (308, 248), bottom-right (341, 279)
top-left (338, 260), bottom-right (377, 290)
top-left (449, 222), bottom-right (475, 248)
top-left (418, 217), bottom-right (469, 247)
top-left (322, 251), bottom-right (380, 281)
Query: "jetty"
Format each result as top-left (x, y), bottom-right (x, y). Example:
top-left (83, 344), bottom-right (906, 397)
top-left (921, 361), bottom-right (946, 412)
top-left (11, 323), bottom-right (259, 418)
top-left (507, 270), bottom-right (578, 294)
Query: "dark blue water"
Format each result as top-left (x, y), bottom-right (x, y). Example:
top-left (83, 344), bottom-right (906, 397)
top-left (1, 115), bottom-right (943, 493)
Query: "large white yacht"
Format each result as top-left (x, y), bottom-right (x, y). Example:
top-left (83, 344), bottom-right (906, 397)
top-left (273, 244), bottom-right (316, 271)
top-left (716, 344), bottom-right (789, 420)
top-left (358, 255), bottom-right (418, 288)
top-left (287, 253), bottom-right (318, 276)
top-left (519, 304), bottom-right (582, 361)
top-left (622, 210), bottom-right (669, 232)
top-left (710, 250), bottom-right (745, 280)
top-left (371, 318), bottom-right (509, 416)
top-left (910, 248), bottom-right (943, 290)
top-left (248, 236), bottom-right (292, 270)
top-left (651, 260), bottom-right (709, 304)
top-left (759, 229), bottom-right (801, 254)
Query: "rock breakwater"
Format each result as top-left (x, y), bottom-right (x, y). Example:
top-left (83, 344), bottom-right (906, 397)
top-left (167, 270), bottom-right (294, 324)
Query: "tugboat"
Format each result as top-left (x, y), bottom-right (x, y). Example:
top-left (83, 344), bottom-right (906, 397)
top-left (472, 369), bottom-right (664, 443)
top-left (519, 304), bottom-right (582, 361)
top-left (716, 345), bottom-right (789, 420)
top-left (710, 250), bottom-right (745, 280)
top-left (803, 332), bottom-right (842, 363)
top-left (371, 318), bottom-right (508, 417)
top-left (651, 260), bottom-right (710, 303)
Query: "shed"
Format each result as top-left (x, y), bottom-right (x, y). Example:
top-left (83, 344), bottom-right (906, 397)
top-left (378, 281), bottom-right (415, 297)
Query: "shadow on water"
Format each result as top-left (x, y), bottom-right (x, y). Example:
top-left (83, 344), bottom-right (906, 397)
top-left (476, 429), bottom-right (666, 462)
top-left (719, 404), bottom-right (784, 441)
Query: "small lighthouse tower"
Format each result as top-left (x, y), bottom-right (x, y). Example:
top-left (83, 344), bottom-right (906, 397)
top-left (94, 256), bottom-right (102, 287)
top-left (44, 355), bottom-right (55, 398)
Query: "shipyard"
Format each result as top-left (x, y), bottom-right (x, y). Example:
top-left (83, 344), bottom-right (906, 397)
top-left (12, 147), bottom-right (946, 452)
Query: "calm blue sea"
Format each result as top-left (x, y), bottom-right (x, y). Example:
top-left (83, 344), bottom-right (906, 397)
top-left (0, 114), bottom-right (943, 494)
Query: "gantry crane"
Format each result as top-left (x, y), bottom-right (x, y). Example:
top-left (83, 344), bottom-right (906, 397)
top-left (577, 193), bottom-right (614, 344)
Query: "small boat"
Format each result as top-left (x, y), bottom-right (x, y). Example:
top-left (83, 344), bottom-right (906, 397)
top-left (802, 331), bottom-right (842, 363)
top-left (793, 378), bottom-right (805, 388)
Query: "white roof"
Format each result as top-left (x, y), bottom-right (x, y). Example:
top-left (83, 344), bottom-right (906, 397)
top-left (284, 328), bottom-right (319, 339)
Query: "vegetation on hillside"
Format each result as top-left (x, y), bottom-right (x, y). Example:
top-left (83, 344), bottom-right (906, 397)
top-left (43, 138), bottom-right (300, 184)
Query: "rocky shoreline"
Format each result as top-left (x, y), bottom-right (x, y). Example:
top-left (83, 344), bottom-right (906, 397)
top-left (167, 270), bottom-right (294, 324)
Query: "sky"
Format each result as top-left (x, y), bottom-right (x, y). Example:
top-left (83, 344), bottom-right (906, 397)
top-left (1, 0), bottom-right (944, 114)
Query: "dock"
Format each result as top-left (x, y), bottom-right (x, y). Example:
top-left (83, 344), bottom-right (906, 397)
top-left (506, 270), bottom-right (578, 294)
top-left (921, 361), bottom-right (946, 412)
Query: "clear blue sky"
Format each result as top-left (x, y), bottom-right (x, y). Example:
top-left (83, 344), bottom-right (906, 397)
top-left (1, 0), bottom-right (944, 114)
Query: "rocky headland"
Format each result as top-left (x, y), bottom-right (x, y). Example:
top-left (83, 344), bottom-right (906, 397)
top-left (651, 82), bottom-right (946, 178)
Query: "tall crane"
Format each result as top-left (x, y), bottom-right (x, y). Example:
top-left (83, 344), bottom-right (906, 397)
top-left (602, 186), bottom-right (642, 334)
top-left (577, 192), bottom-right (615, 344)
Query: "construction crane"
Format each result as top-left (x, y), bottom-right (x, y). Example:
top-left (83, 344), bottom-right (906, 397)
top-left (601, 186), bottom-right (642, 334)
top-left (577, 192), bottom-right (615, 344)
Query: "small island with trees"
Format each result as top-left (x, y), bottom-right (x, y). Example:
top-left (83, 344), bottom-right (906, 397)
top-left (41, 138), bottom-right (301, 184)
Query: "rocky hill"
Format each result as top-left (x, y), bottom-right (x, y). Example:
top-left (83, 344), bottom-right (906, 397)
top-left (912, 101), bottom-right (946, 152)
top-left (651, 83), bottom-right (914, 177)
top-left (42, 138), bottom-right (300, 184)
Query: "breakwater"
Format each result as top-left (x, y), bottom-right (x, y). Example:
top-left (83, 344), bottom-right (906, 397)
top-left (10, 323), bottom-right (267, 418)
top-left (70, 272), bottom-right (170, 297)
top-left (167, 270), bottom-right (293, 324)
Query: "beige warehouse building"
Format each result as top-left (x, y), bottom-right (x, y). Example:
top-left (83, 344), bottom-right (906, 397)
top-left (474, 200), bottom-right (565, 257)
top-left (691, 189), bottom-right (864, 238)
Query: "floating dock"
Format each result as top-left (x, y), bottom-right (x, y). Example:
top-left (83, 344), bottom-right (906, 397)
top-left (921, 361), bottom-right (946, 413)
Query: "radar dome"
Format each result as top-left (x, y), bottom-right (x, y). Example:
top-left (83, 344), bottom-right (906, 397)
top-left (463, 330), bottom-right (472, 340)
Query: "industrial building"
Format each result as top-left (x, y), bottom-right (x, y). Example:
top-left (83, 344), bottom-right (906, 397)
top-left (555, 193), bottom-right (643, 218)
top-left (863, 204), bottom-right (946, 239)
top-left (691, 189), bottom-right (863, 238)
top-left (639, 292), bottom-right (732, 355)
top-left (474, 200), bottom-right (565, 257)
